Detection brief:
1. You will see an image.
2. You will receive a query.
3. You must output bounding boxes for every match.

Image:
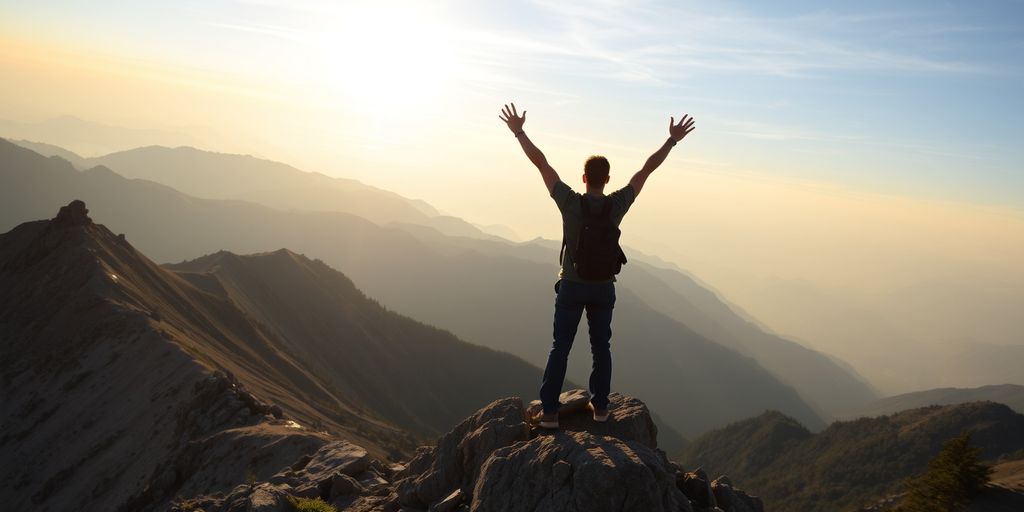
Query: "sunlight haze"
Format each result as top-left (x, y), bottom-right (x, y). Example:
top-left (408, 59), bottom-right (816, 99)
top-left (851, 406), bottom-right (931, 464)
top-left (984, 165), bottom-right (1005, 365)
top-left (2, 0), bottom-right (1023, 393)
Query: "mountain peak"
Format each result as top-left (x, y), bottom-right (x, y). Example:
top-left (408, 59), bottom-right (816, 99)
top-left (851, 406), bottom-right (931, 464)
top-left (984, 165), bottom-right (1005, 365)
top-left (51, 199), bottom-right (92, 228)
top-left (177, 389), bottom-right (764, 512)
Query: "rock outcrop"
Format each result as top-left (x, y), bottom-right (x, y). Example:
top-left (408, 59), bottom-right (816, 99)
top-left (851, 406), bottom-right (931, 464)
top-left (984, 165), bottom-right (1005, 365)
top-left (471, 430), bottom-right (684, 511)
top-left (51, 198), bottom-right (91, 227)
top-left (173, 389), bottom-right (762, 512)
top-left (385, 389), bottom-right (762, 512)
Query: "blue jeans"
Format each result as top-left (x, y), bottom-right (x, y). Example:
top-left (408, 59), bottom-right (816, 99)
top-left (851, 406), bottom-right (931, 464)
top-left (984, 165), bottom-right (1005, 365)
top-left (540, 279), bottom-right (616, 414)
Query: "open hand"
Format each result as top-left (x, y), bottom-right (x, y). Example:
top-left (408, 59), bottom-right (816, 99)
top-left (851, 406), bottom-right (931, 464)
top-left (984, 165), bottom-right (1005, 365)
top-left (499, 103), bottom-right (526, 134)
top-left (669, 114), bottom-right (696, 142)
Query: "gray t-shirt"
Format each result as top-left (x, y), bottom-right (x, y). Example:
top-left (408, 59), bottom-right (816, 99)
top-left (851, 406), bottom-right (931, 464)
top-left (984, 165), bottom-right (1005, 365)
top-left (551, 180), bottom-right (636, 282)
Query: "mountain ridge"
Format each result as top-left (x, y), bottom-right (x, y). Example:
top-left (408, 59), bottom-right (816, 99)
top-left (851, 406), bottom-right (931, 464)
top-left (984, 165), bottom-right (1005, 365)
top-left (844, 384), bottom-right (1024, 419)
top-left (682, 401), bottom-right (1024, 512)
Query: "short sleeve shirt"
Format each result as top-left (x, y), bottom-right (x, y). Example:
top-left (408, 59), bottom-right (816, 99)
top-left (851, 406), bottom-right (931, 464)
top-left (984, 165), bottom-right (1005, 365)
top-left (551, 180), bottom-right (636, 282)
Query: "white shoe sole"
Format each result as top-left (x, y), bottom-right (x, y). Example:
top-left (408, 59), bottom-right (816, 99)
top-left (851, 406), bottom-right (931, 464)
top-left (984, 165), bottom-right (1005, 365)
top-left (539, 420), bottom-right (559, 429)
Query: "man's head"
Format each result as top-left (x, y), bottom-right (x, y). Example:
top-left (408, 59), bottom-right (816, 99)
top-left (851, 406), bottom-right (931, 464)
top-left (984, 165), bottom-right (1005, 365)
top-left (583, 155), bottom-right (610, 190)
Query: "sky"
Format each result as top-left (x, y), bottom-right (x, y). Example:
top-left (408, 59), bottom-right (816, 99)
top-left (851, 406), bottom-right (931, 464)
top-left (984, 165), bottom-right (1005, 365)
top-left (2, 0), bottom-right (1023, 390)
top-left (2, 0), bottom-right (1022, 206)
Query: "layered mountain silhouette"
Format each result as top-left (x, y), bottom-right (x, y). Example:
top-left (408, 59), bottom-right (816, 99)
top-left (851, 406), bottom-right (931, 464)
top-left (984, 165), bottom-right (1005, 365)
top-left (0, 201), bottom-right (560, 511)
top-left (0, 138), bottom-right (867, 438)
top-left (20, 142), bottom-right (500, 240)
top-left (682, 401), bottom-right (1024, 511)
top-left (0, 115), bottom-right (204, 156)
top-left (845, 384), bottom-right (1024, 418)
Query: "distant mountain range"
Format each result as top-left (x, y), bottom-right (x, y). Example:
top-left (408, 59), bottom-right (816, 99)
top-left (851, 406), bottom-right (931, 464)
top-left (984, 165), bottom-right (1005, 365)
top-left (682, 401), bottom-right (1024, 512)
top-left (15, 141), bottom-right (509, 241)
top-left (0, 137), bottom-right (879, 438)
top-left (844, 384), bottom-right (1024, 418)
top-left (1, 116), bottom-right (205, 156)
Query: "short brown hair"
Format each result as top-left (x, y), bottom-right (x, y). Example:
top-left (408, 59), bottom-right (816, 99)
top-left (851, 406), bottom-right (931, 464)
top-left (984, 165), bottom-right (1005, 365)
top-left (584, 155), bottom-right (610, 183)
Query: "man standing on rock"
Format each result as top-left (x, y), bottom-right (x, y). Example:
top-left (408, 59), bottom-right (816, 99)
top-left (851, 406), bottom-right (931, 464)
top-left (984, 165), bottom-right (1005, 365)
top-left (499, 103), bottom-right (695, 429)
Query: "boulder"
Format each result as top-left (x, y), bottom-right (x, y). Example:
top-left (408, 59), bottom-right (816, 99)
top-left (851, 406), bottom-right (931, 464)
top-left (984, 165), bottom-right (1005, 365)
top-left (395, 397), bottom-right (530, 508)
top-left (357, 469), bottom-right (390, 490)
top-left (335, 495), bottom-right (398, 512)
top-left (681, 469), bottom-right (717, 510)
top-left (248, 484), bottom-right (292, 512)
top-left (302, 440), bottom-right (371, 480)
top-left (430, 489), bottom-right (465, 512)
top-left (711, 476), bottom-right (763, 512)
top-left (471, 430), bottom-right (685, 512)
top-left (542, 392), bottom-right (660, 450)
top-left (277, 440), bottom-right (370, 500)
top-left (330, 473), bottom-right (365, 499)
top-left (526, 388), bottom-right (591, 418)
top-left (51, 199), bottom-right (91, 227)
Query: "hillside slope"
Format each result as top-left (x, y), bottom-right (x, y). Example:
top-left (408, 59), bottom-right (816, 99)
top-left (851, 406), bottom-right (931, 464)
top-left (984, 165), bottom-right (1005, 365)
top-left (165, 249), bottom-right (544, 437)
top-left (682, 402), bottom-right (1024, 512)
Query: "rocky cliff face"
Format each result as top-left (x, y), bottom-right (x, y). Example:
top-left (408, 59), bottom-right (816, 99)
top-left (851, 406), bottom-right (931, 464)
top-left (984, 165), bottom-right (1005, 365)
top-left (176, 389), bottom-right (763, 512)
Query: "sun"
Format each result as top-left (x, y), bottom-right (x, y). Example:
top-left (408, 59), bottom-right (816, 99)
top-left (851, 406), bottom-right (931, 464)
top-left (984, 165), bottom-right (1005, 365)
top-left (318, 4), bottom-right (457, 119)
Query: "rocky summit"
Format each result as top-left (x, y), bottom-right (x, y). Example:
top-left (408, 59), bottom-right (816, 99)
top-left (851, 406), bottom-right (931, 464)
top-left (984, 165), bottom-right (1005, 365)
top-left (175, 389), bottom-right (762, 512)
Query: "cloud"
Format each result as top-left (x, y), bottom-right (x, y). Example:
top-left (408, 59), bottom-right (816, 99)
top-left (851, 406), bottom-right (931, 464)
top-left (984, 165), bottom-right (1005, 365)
top-left (509, 1), bottom-right (986, 80)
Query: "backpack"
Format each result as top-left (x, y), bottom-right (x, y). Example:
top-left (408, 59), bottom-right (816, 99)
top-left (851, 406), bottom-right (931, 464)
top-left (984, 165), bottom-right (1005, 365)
top-left (561, 195), bottom-right (627, 281)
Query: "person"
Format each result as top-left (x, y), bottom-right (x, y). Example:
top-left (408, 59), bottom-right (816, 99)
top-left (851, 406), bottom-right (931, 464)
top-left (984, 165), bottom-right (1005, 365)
top-left (498, 102), bottom-right (695, 428)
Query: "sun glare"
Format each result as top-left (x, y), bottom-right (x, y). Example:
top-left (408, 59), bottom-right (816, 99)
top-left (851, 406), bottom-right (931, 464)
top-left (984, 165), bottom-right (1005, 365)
top-left (319, 4), bottom-right (456, 119)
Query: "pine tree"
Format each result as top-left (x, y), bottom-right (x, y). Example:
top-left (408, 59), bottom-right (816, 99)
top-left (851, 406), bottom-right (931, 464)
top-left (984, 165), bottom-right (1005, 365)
top-left (895, 431), bottom-right (993, 512)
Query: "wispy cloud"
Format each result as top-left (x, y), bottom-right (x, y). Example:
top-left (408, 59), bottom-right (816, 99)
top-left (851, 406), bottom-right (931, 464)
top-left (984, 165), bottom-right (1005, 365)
top-left (491, 1), bottom-right (987, 82)
top-left (202, 1), bottom-right (991, 94)
top-left (711, 119), bottom-right (993, 163)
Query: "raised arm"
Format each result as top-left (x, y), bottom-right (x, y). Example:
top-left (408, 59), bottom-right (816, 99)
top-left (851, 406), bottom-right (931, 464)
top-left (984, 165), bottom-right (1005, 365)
top-left (499, 103), bottom-right (560, 194)
top-left (629, 114), bottom-right (696, 197)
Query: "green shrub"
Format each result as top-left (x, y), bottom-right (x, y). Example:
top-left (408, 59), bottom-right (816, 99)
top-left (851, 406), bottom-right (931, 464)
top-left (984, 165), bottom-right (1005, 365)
top-left (286, 496), bottom-right (337, 512)
top-left (895, 431), bottom-right (992, 512)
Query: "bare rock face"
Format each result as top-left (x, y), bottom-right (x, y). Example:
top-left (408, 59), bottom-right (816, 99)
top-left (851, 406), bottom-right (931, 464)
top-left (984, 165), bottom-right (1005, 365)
top-left (51, 199), bottom-right (91, 227)
top-left (548, 392), bottom-right (660, 450)
top-left (389, 389), bottom-right (757, 512)
top-left (395, 397), bottom-right (530, 508)
top-left (172, 440), bottom-right (379, 512)
top-left (711, 476), bottom-right (764, 512)
top-left (283, 440), bottom-right (371, 497)
top-left (526, 388), bottom-right (591, 418)
top-left (681, 468), bottom-right (717, 510)
top-left (471, 430), bottom-right (686, 512)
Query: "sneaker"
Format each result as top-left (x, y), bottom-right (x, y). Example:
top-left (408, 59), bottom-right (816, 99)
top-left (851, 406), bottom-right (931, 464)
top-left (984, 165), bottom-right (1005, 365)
top-left (588, 402), bottom-right (610, 423)
top-left (534, 411), bottom-right (559, 429)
